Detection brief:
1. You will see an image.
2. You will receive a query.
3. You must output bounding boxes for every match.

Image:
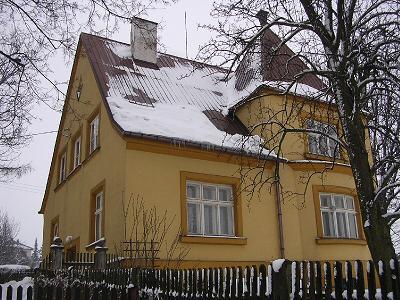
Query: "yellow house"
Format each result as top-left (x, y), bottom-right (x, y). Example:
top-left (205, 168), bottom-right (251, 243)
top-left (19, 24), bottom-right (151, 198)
top-left (39, 17), bottom-right (371, 268)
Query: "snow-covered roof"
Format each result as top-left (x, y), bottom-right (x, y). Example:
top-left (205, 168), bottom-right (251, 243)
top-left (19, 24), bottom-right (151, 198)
top-left (81, 33), bottom-right (272, 157)
top-left (81, 30), bottom-right (326, 157)
top-left (226, 29), bottom-right (328, 110)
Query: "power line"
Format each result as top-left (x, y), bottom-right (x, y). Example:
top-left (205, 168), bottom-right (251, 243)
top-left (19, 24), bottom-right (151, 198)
top-left (0, 185), bottom-right (43, 194)
top-left (20, 130), bottom-right (58, 138)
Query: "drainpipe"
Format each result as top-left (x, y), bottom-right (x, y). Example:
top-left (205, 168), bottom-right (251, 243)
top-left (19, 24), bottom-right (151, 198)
top-left (275, 178), bottom-right (285, 258)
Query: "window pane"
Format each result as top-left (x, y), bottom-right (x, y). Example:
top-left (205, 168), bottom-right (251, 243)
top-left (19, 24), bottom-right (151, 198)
top-left (187, 183), bottom-right (200, 199)
top-left (322, 211), bottom-right (335, 237)
top-left (348, 213), bottom-right (358, 238)
top-left (204, 205), bottom-right (217, 235)
top-left (318, 135), bottom-right (329, 156)
top-left (96, 193), bottom-right (103, 209)
top-left (345, 196), bottom-right (354, 210)
top-left (308, 135), bottom-right (318, 154)
top-left (336, 212), bottom-right (348, 237)
top-left (95, 214), bottom-right (101, 240)
top-left (219, 206), bottom-right (234, 236)
top-left (320, 194), bottom-right (331, 208)
top-left (218, 187), bottom-right (232, 202)
top-left (203, 185), bottom-right (217, 200)
top-left (328, 139), bottom-right (339, 158)
top-left (333, 195), bottom-right (345, 209)
top-left (187, 203), bottom-right (201, 234)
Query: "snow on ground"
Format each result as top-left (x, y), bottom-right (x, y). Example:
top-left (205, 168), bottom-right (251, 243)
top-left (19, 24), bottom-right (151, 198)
top-left (0, 265), bottom-right (30, 272)
top-left (0, 277), bottom-right (33, 300)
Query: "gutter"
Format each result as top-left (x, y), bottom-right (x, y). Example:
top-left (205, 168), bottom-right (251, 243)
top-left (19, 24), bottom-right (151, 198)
top-left (123, 130), bottom-right (280, 162)
top-left (274, 177), bottom-right (285, 258)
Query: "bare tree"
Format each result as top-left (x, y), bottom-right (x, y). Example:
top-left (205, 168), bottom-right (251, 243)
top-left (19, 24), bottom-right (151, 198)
top-left (0, 0), bottom-right (175, 181)
top-left (198, 0), bottom-right (400, 267)
top-left (0, 209), bottom-right (29, 265)
top-left (118, 194), bottom-right (189, 269)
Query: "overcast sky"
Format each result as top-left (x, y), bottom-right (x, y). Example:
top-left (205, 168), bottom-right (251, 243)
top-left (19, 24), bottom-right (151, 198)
top-left (0, 0), bottom-right (216, 248)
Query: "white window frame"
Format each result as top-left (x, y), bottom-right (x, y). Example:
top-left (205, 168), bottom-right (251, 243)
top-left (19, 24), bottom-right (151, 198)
top-left (307, 119), bottom-right (340, 158)
top-left (94, 191), bottom-right (103, 241)
top-left (59, 152), bottom-right (67, 183)
top-left (320, 193), bottom-right (358, 239)
top-left (73, 136), bottom-right (81, 169)
top-left (89, 115), bottom-right (99, 154)
top-left (186, 181), bottom-right (235, 237)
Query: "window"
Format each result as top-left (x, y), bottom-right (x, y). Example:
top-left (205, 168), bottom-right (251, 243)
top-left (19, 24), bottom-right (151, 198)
top-left (319, 193), bottom-right (358, 239)
top-left (73, 136), bottom-right (81, 169)
top-left (50, 216), bottom-right (59, 243)
top-left (59, 151), bottom-right (67, 183)
top-left (186, 181), bottom-right (235, 237)
top-left (89, 115), bottom-right (99, 154)
top-left (94, 191), bottom-right (103, 241)
top-left (307, 119), bottom-right (340, 158)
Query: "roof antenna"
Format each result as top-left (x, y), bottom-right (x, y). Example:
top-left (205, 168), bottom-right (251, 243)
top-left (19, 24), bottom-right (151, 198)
top-left (185, 11), bottom-right (188, 59)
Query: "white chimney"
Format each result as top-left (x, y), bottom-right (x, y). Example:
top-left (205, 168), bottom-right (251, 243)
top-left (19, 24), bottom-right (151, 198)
top-left (131, 17), bottom-right (158, 64)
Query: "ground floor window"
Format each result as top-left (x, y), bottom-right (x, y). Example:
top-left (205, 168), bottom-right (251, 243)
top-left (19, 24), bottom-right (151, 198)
top-left (320, 193), bottom-right (358, 238)
top-left (186, 181), bottom-right (235, 237)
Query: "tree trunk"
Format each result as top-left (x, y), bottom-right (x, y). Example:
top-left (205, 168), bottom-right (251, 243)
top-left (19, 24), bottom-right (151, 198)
top-left (333, 79), bottom-right (395, 288)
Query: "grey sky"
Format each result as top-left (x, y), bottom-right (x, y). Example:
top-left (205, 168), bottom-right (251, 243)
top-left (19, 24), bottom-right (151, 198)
top-left (0, 0), bottom-right (215, 248)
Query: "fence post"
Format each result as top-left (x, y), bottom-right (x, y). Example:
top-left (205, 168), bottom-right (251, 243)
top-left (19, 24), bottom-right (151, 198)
top-left (50, 237), bottom-right (64, 270)
top-left (272, 259), bottom-right (290, 299)
top-left (94, 240), bottom-right (108, 269)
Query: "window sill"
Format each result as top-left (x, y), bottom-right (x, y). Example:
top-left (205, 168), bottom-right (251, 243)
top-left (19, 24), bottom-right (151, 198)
top-left (85, 237), bottom-right (106, 250)
top-left (304, 153), bottom-right (347, 164)
top-left (181, 235), bottom-right (247, 245)
top-left (315, 238), bottom-right (367, 245)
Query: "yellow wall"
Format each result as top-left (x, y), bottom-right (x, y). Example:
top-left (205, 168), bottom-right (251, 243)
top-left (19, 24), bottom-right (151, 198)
top-left (42, 46), bottom-right (371, 266)
top-left (42, 46), bottom-right (126, 253)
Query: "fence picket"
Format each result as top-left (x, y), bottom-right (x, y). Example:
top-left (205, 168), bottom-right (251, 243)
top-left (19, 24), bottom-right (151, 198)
top-left (377, 260), bottom-right (387, 299)
top-left (27, 286), bottom-right (33, 300)
top-left (315, 261), bottom-right (322, 299)
top-left (324, 262), bottom-right (332, 300)
top-left (293, 261), bottom-right (300, 299)
top-left (367, 261), bottom-right (377, 300)
top-left (308, 261), bottom-right (315, 300)
top-left (390, 258), bottom-right (399, 300)
top-left (354, 260), bottom-right (365, 300)
top-left (334, 261), bottom-right (343, 300)
top-left (345, 261), bottom-right (353, 300)
top-left (6, 285), bottom-right (12, 300)
top-left (16, 286), bottom-right (22, 300)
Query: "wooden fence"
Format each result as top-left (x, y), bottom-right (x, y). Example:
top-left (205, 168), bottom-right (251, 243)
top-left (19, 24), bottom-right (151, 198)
top-left (40, 252), bottom-right (121, 270)
top-left (32, 258), bottom-right (399, 299)
top-left (0, 285), bottom-right (33, 300)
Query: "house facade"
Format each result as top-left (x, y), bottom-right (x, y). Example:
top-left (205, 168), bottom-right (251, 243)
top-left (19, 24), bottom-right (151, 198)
top-left (40, 17), bottom-right (372, 267)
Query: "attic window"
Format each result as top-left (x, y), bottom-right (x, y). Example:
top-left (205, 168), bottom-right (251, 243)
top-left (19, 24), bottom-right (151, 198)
top-left (307, 119), bottom-right (340, 158)
top-left (89, 115), bottom-right (100, 154)
top-left (59, 151), bottom-right (67, 183)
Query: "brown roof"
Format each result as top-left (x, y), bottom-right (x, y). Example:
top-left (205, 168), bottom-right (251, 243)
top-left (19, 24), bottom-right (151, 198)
top-left (81, 33), bottom-right (250, 142)
top-left (230, 29), bottom-right (327, 110)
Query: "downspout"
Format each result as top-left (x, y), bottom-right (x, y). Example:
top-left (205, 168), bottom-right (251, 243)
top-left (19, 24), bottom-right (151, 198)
top-left (275, 178), bottom-right (285, 258)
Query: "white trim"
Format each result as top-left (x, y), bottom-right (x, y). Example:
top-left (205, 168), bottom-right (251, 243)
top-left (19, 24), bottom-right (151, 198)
top-left (89, 115), bottom-right (99, 154)
top-left (59, 152), bottom-right (67, 183)
top-left (73, 136), bottom-right (81, 169)
top-left (186, 181), bottom-right (235, 237)
top-left (319, 193), bottom-right (358, 239)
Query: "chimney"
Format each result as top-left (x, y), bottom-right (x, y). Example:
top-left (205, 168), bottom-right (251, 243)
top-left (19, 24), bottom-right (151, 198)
top-left (131, 17), bottom-right (158, 64)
